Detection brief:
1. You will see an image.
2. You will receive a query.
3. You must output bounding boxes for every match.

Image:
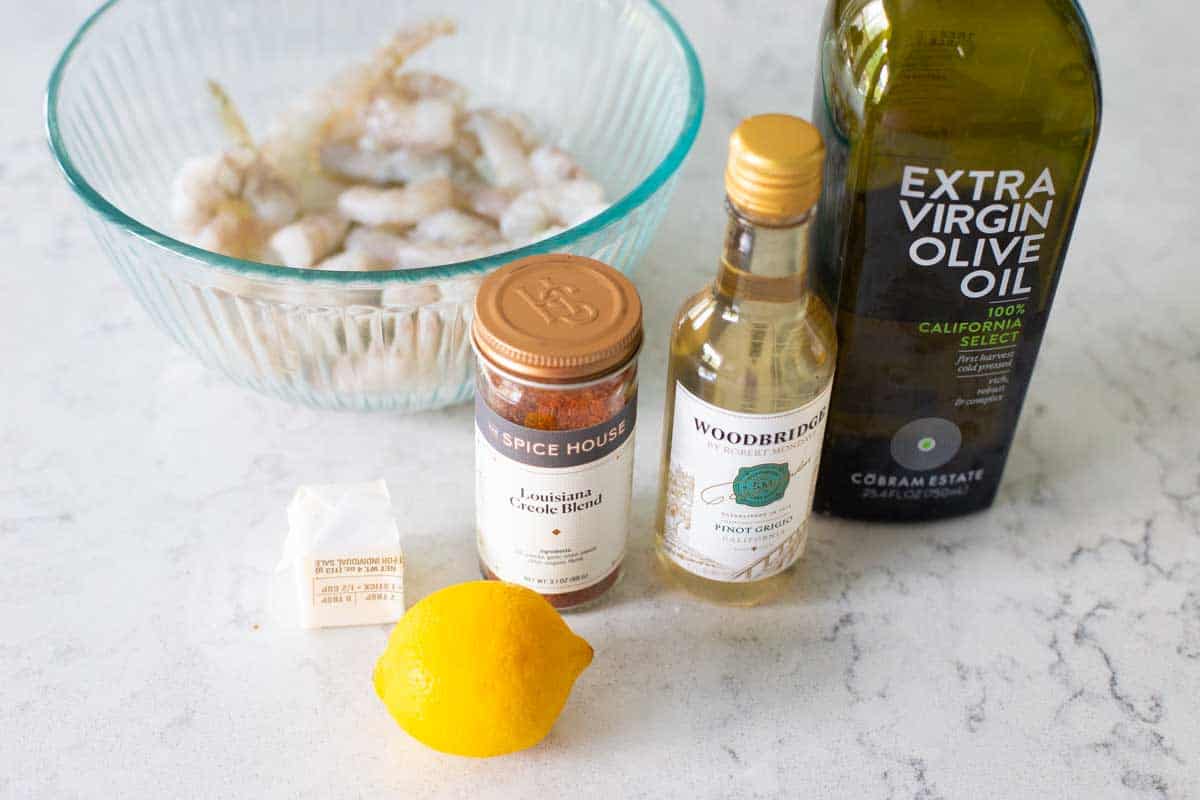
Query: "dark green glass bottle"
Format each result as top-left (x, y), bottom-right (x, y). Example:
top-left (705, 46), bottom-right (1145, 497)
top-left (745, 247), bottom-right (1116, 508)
top-left (811, 0), bottom-right (1101, 520)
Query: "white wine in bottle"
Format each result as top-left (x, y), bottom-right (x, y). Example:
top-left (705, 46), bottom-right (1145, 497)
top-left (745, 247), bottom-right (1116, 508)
top-left (811, 0), bottom-right (1102, 521)
top-left (656, 115), bottom-right (836, 606)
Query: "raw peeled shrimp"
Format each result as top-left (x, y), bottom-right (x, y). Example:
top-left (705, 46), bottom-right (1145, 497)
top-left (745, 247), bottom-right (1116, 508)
top-left (458, 181), bottom-right (514, 223)
top-left (172, 146), bottom-right (299, 259)
top-left (315, 19), bottom-right (458, 148)
top-left (499, 190), bottom-right (552, 240)
top-left (316, 248), bottom-right (394, 271)
top-left (192, 204), bottom-right (267, 261)
top-left (172, 151), bottom-right (243, 232)
top-left (465, 110), bottom-right (535, 190)
top-left (255, 19), bottom-right (457, 206)
top-left (391, 71), bottom-right (469, 106)
top-left (491, 109), bottom-right (540, 151)
top-left (344, 224), bottom-right (501, 269)
top-left (542, 178), bottom-right (607, 226)
top-left (452, 128), bottom-right (482, 165)
top-left (392, 241), bottom-right (501, 269)
top-left (529, 145), bottom-right (582, 185)
top-left (319, 141), bottom-right (452, 185)
top-left (269, 211), bottom-right (350, 267)
top-left (172, 82), bottom-right (301, 260)
top-left (356, 71), bottom-right (468, 153)
top-left (412, 209), bottom-right (500, 247)
top-left (436, 274), bottom-right (484, 304)
top-left (175, 19), bottom-right (611, 275)
top-left (499, 178), bottom-right (606, 239)
top-left (328, 304), bottom-right (445, 392)
top-left (322, 72), bottom-right (470, 186)
top-left (380, 282), bottom-right (442, 307)
top-left (344, 226), bottom-right (406, 264)
top-left (360, 95), bottom-right (458, 152)
top-left (337, 176), bottom-right (454, 227)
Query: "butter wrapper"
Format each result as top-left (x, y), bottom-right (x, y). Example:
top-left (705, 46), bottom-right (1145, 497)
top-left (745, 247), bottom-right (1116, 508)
top-left (276, 480), bottom-right (404, 629)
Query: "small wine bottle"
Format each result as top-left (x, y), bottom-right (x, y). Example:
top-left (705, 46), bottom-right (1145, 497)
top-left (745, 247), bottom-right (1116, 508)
top-left (656, 115), bottom-right (836, 606)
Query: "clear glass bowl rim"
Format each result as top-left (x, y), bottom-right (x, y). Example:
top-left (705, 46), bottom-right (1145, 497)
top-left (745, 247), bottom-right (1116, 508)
top-left (44, 0), bottom-right (705, 285)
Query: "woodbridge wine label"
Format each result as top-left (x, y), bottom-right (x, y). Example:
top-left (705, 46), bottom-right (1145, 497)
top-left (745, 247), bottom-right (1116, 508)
top-left (811, 0), bottom-right (1101, 520)
top-left (660, 381), bottom-right (830, 583)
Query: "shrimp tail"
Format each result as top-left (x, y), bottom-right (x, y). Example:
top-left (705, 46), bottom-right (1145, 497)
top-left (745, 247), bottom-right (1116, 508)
top-left (207, 79), bottom-right (255, 150)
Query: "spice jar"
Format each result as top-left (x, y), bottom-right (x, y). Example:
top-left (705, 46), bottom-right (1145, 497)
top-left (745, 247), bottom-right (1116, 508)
top-left (472, 254), bottom-right (643, 610)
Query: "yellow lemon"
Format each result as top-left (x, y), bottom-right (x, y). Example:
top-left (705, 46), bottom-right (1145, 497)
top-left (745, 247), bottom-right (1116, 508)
top-left (373, 580), bottom-right (593, 758)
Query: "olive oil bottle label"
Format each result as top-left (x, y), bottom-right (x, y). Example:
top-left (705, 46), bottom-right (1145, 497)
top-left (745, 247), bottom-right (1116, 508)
top-left (474, 396), bottom-right (635, 594)
top-left (815, 161), bottom-right (1078, 519)
top-left (662, 382), bottom-right (831, 582)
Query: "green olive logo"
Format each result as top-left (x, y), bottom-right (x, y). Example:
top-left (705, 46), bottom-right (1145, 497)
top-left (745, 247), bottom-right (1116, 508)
top-left (732, 463), bottom-right (790, 508)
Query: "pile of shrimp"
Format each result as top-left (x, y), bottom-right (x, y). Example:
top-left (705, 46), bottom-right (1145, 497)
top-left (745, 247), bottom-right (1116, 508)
top-left (171, 19), bottom-right (607, 271)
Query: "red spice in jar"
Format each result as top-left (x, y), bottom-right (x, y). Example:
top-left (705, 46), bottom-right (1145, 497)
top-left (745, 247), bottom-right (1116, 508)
top-left (472, 255), bottom-right (643, 610)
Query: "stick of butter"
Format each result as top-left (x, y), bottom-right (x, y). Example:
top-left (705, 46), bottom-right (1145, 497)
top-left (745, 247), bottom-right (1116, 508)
top-left (278, 480), bottom-right (405, 629)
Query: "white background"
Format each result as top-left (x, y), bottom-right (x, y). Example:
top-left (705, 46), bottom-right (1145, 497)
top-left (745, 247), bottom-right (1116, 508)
top-left (3, 1), bottom-right (1198, 797)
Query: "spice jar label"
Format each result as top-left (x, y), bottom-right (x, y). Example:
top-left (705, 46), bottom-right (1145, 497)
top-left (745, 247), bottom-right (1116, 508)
top-left (661, 382), bottom-right (831, 582)
top-left (475, 395), bottom-right (635, 595)
top-left (476, 395), bottom-right (636, 469)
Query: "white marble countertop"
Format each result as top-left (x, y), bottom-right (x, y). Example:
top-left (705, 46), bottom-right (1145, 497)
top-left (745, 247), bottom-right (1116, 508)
top-left (4, 1), bottom-right (1198, 797)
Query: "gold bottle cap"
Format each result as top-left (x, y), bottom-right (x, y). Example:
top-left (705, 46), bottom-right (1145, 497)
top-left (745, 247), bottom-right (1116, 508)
top-left (724, 113), bottom-right (825, 221)
top-left (472, 254), bottom-right (643, 383)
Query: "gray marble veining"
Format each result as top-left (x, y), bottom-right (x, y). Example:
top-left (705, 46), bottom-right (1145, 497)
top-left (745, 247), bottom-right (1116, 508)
top-left (2, 0), bottom-right (1198, 797)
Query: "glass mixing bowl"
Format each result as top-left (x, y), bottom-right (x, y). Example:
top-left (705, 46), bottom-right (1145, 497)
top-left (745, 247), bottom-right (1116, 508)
top-left (47, 0), bottom-right (703, 412)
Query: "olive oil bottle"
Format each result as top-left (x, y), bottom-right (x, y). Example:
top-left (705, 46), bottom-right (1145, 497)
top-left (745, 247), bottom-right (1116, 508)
top-left (811, 0), bottom-right (1102, 520)
top-left (656, 115), bottom-right (836, 605)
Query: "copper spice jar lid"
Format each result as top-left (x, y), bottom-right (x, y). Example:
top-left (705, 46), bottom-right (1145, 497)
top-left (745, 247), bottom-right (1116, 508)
top-left (472, 254), bottom-right (643, 383)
